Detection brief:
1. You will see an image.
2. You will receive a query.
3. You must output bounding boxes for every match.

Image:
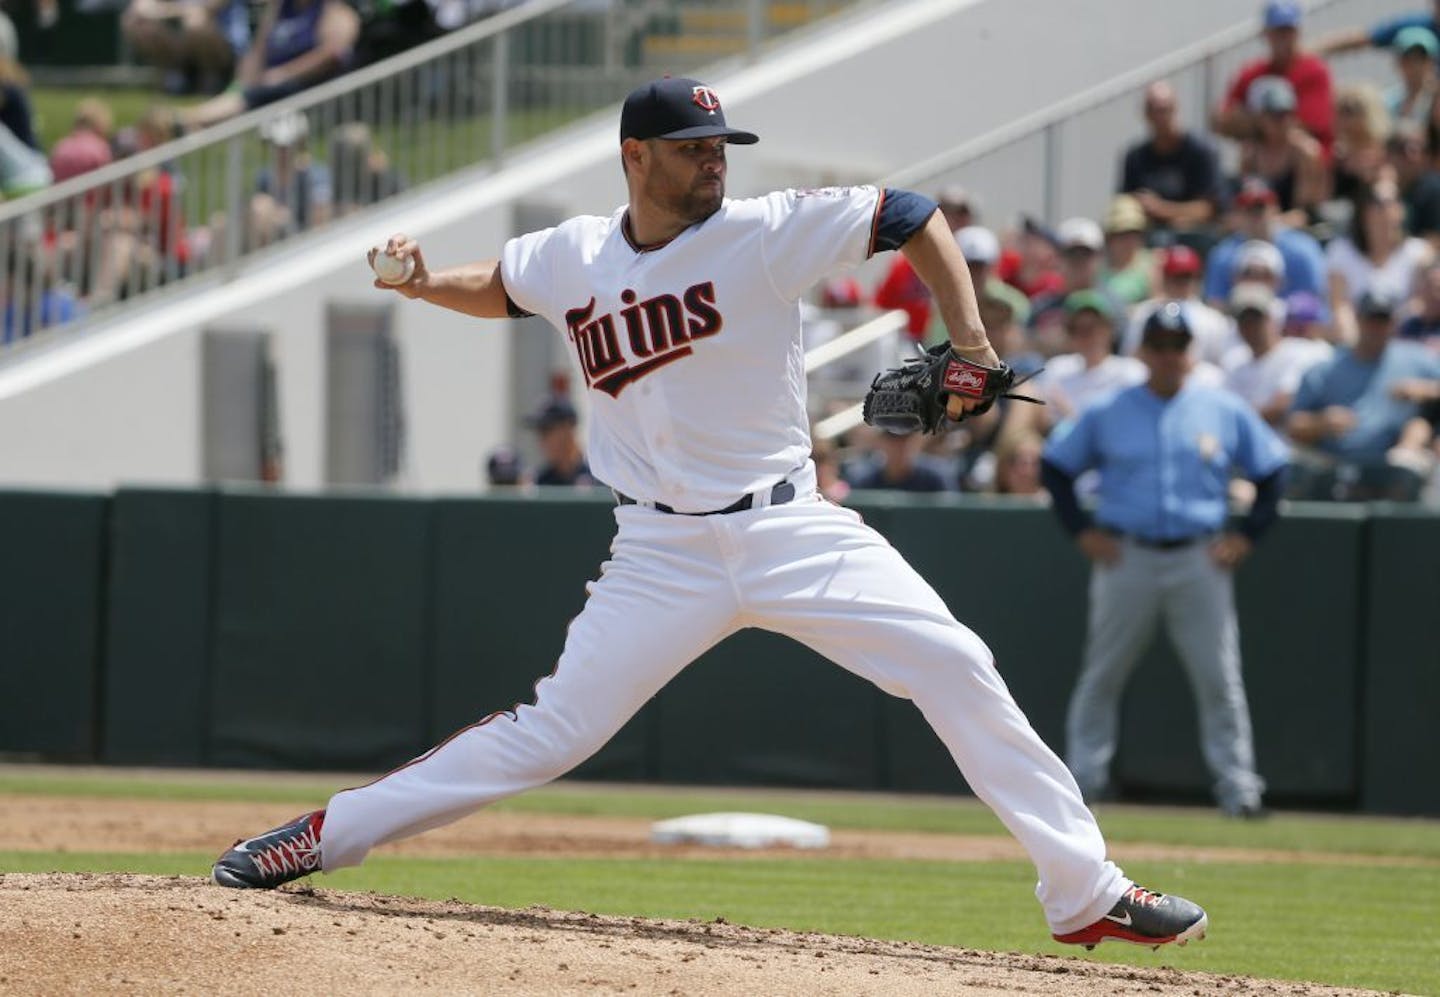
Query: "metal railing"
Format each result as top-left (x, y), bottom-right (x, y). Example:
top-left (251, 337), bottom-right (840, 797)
top-left (0, 0), bottom-right (860, 356)
top-left (803, 308), bottom-right (908, 440)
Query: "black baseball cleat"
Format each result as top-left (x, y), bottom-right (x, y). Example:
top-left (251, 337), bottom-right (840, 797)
top-left (1052, 884), bottom-right (1207, 951)
top-left (212, 809), bottom-right (326, 889)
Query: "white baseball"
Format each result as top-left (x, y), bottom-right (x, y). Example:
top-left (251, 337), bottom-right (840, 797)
top-left (371, 247), bottom-right (415, 285)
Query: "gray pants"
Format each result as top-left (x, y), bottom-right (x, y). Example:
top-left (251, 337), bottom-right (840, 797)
top-left (1066, 539), bottom-right (1264, 811)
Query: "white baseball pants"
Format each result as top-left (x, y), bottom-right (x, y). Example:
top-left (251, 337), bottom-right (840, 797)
top-left (322, 492), bottom-right (1128, 934)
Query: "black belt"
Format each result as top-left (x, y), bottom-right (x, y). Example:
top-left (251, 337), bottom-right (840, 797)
top-left (616, 480), bottom-right (797, 516)
top-left (1106, 529), bottom-right (1211, 550)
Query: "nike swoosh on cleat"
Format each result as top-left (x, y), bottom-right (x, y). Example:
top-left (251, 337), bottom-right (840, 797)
top-left (1104, 910), bottom-right (1133, 926)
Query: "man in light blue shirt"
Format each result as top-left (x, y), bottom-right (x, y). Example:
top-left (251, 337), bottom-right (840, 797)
top-left (1041, 303), bottom-right (1290, 818)
top-left (1203, 177), bottom-right (1326, 310)
top-left (1288, 289), bottom-right (1440, 485)
top-left (1290, 289), bottom-right (1434, 501)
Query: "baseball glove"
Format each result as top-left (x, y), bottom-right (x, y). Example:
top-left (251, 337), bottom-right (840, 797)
top-left (861, 344), bottom-right (1042, 435)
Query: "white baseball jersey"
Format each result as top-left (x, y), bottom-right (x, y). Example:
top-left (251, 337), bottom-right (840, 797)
top-left (501, 187), bottom-right (883, 512)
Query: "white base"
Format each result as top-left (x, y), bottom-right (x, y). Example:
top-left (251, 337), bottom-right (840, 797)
top-left (649, 812), bottom-right (830, 849)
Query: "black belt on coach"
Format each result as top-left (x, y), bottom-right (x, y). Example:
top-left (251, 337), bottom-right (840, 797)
top-left (616, 479), bottom-right (797, 516)
top-left (1105, 529), bottom-right (1212, 550)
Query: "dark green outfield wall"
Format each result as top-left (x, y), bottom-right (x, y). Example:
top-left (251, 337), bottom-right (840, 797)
top-left (3, 489), bottom-right (1436, 815)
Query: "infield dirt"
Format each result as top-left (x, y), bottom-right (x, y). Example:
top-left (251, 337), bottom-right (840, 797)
top-left (0, 796), bottom-right (1397, 996)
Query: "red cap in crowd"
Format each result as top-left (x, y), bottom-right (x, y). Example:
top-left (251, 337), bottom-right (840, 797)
top-left (1161, 245), bottom-right (1203, 278)
top-left (1233, 176), bottom-right (1279, 209)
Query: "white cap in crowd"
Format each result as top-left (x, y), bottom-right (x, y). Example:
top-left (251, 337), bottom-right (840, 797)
top-left (956, 225), bottom-right (1000, 265)
top-left (1229, 281), bottom-right (1287, 322)
top-left (1233, 239), bottom-right (1286, 279)
top-left (1057, 217), bottom-right (1104, 252)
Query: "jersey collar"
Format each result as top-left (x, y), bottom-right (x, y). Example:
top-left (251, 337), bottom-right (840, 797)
top-left (620, 205), bottom-right (722, 255)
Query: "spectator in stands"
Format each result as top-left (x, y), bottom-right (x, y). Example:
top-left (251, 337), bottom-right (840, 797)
top-left (1288, 288), bottom-right (1440, 498)
top-left (1215, 0), bottom-right (1334, 152)
top-left (1315, 0), bottom-right (1440, 69)
top-left (1236, 76), bottom-right (1328, 225)
top-left (329, 122), bottom-right (404, 216)
top-left (122, 0), bottom-right (251, 96)
top-left (1027, 291), bottom-right (1145, 431)
top-left (1099, 195), bottom-right (1154, 307)
top-left (1384, 26), bottom-right (1439, 128)
top-left (1327, 177), bottom-right (1433, 343)
top-left (811, 436), bottom-right (851, 504)
top-left (182, 0), bottom-right (361, 130)
top-left (951, 225), bottom-right (1029, 337)
top-left (979, 290), bottom-right (1042, 378)
top-left (991, 430), bottom-right (1047, 500)
top-left (1388, 121), bottom-right (1440, 248)
top-left (998, 216), bottom-right (1065, 301)
top-left (850, 429), bottom-right (949, 493)
top-left (49, 98), bottom-right (114, 184)
top-left (1225, 282), bottom-right (1332, 426)
top-left (527, 398), bottom-right (596, 487)
top-left (937, 185), bottom-right (976, 232)
top-left (1119, 80), bottom-right (1223, 235)
top-left (1029, 218), bottom-right (1125, 352)
top-left (248, 110), bottom-right (333, 249)
top-left (1232, 239), bottom-right (1287, 296)
top-left (1204, 176), bottom-right (1326, 308)
top-left (1124, 245), bottom-right (1242, 369)
top-left (1398, 260), bottom-right (1440, 347)
top-left (1331, 84), bottom-right (1393, 206)
top-left (485, 445), bottom-right (523, 487)
top-left (873, 185), bottom-right (975, 340)
top-left (1283, 290), bottom-right (1332, 341)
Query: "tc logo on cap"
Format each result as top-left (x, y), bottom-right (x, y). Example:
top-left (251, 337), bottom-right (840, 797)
top-left (692, 86), bottom-right (721, 113)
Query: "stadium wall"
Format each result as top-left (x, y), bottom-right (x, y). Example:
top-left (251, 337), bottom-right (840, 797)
top-left (3, 489), bottom-right (1433, 816)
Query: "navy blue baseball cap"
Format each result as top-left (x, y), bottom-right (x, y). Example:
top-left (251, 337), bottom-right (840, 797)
top-left (1263, 1), bottom-right (1302, 29)
top-left (620, 77), bottom-right (759, 145)
top-left (1142, 300), bottom-right (1194, 343)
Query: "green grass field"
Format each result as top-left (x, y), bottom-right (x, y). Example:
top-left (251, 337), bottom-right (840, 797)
top-left (2, 768), bottom-right (1437, 995)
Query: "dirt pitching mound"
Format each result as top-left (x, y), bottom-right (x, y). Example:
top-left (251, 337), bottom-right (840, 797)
top-left (0, 873), bottom-right (1378, 996)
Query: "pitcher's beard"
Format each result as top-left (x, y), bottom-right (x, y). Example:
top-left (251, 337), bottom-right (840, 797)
top-left (674, 184), bottom-right (724, 223)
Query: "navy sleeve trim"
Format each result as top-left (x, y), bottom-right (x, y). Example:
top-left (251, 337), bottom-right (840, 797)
top-left (497, 270), bottom-right (534, 319)
top-left (505, 293), bottom-right (534, 319)
top-left (873, 187), bottom-right (939, 255)
top-left (866, 187), bottom-right (886, 258)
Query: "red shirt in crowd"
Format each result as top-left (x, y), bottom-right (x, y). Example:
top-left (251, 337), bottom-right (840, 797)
top-left (1224, 53), bottom-right (1334, 152)
top-left (873, 257), bottom-right (930, 339)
